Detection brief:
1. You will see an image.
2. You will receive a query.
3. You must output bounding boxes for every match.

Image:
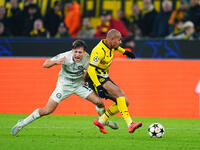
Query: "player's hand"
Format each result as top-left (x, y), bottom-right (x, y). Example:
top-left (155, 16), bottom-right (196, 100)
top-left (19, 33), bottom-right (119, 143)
top-left (96, 85), bottom-right (106, 98)
top-left (123, 50), bottom-right (136, 59)
top-left (56, 56), bottom-right (66, 65)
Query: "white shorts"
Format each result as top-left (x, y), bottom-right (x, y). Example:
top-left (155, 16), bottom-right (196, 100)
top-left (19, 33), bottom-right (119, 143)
top-left (50, 77), bottom-right (93, 103)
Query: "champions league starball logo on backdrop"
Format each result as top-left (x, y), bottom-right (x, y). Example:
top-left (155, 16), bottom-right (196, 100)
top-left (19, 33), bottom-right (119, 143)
top-left (0, 39), bottom-right (13, 56)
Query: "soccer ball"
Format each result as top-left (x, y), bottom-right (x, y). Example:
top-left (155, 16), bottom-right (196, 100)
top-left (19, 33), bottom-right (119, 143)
top-left (148, 123), bottom-right (165, 138)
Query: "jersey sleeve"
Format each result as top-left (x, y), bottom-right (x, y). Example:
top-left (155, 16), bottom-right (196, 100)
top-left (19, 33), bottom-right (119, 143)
top-left (50, 52), bottom-right (66, 61)
top-left (88, 48), bottom-right (105, 87)
top-left (116, 46), bottom-right (126, 54)
top-left (89, 48), bottom-right (105, 67)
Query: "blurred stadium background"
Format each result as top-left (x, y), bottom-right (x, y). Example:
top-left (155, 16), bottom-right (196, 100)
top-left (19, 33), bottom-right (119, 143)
top-left (0, 0), bottom-right (200, 118)
top-left (1, 0), bottom-right (200, 150)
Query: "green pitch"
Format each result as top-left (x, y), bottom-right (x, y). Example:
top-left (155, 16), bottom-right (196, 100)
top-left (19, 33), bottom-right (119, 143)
top-left (0, 114), bottom-right (200, 150)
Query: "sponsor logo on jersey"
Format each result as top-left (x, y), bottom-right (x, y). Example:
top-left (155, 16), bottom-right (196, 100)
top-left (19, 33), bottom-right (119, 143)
top-left (78, 66), bottom-right (84, 70)
top-left (99, 78), bottom-right (105, 82)
top-left (100, 60), bottom-right (111, 64)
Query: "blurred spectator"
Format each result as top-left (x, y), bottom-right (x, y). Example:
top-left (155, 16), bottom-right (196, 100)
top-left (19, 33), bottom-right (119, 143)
top-left (184, 0), bottom-right (200, 32)
top-left (114, 36), bottom-right (136, 59)
top-left (0, 22), bottom-right (11, 37)
top-left (152, 0), bottom-right (173, 37)
top-left (95, 10), bottom-right (128, 38)
top-left (128, 4), bottom-right (143, 34)
top-left (64, 0), bottom-right (81, 38)
top-left (141, 0), bottom-right (158, 37)
top-left (55, 22), bottom-right (70, 38)
top-left (117, 10), bottom-right (130, 28)
top-left (169, 0), bottom-right (188, 32)
top-left (44, 1), bottom-right (63, 37)
top-left (183, 21), bottom-right (199, 39)
top-left (6, 0), bottom-right (20, 18)
top-left (0, 6), bottom-right (10, 34)
top-left (29, 19), bottom-right (48, 37)
top-left (166, 20), bottom-right (185, 39)
top-left (23, 4), bottom-right (42, 36)
top-left (23, 0), bottom-right (38, 15)
top-left (78, 17), bottom-right (94, 39)
top-left (6, 0), bottom-right (22, 36)
top-left (128, 24), bottom-right (143, 39)
top-left (166, 21), bottom-right (198, 39)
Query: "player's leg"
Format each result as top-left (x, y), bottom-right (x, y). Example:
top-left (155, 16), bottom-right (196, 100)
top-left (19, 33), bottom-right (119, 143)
top-left (96, 105), bottom-right (119, 129)
top-left (74, 85), bottom-right (107, 134)
top-left (87, 79), bottom-right (119, 130)
top-left (101, 81), bottom-right (142, 133)
top-left (11, 98), bottom-right (58, 136)
top-left (86, 91), bottom-right (105, 108)
top-left (86, 91), bottom-right (108, 134)
top-left (11, 84), bottom-right (67, 136)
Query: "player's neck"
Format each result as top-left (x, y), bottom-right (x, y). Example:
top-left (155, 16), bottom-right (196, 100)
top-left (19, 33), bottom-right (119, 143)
top-left (104, 40), bottom-right (113, 49)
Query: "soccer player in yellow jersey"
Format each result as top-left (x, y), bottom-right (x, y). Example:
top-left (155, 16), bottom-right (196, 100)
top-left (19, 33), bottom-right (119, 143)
top-left (88, 29), bottom-right (142, 134)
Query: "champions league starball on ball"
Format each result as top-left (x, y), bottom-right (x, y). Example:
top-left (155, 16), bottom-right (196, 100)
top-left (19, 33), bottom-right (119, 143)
top-left (148, 123), bottom-right (165, 138)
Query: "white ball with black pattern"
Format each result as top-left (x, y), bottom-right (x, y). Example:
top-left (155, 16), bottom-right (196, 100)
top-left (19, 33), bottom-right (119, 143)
top-left (148, 123), bottom-right (165, 138)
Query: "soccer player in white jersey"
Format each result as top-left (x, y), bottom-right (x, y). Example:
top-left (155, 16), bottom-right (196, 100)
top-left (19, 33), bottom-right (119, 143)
top-left (11, 40), bottom-right (118, 136)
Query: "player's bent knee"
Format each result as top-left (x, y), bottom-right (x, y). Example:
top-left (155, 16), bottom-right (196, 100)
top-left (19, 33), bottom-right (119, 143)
top-left (40, 107), bottom-right (55, 116)
top-left (46, 108), bottom-right (55, 115)
top-left (96, 100), bottom-right (104, 108)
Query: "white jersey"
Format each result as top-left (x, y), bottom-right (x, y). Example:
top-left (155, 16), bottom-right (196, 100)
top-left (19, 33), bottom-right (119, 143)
top-left (51, 50), bottom-right (89, 80)
top-left (50, 50), bottom-right (92, 103)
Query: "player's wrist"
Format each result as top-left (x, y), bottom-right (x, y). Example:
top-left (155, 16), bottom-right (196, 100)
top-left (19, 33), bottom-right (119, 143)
top-left (123, 50), bottom-right (135, 59)
top-left (55, 60), bottom-right (61, 65)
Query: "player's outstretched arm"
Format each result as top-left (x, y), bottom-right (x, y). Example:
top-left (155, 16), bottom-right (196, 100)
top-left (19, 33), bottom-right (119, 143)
top-left (117, 46), bottom-right (135, 59)
top-left (43, 56), bottom-right (66, 68)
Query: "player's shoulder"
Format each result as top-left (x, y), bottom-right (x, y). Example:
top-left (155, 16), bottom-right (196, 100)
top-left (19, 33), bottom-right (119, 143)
top-left (92, 40), bottom-right (106, 55)
top-left (84, 52), bottom-right (90, 58)
top-left (60, 50), bottom-right (72, 58)
top-left (63, 50), bottom-right (72, 55)
top-left (82, 52), bottom-right (90, 61)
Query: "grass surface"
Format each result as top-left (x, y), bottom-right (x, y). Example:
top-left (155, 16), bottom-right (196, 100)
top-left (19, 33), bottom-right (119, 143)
top-left (0, 114), bottom-right (200, 150)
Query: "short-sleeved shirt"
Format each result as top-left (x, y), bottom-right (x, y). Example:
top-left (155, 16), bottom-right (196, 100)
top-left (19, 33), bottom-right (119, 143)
top-left (51, 50), bottom-right (89, 81)
top-left (88, 40), bottom-right (125, 86)
top-left (89, 40), bottom-right (125, 77)
top-left (50, 50), bottom-right (92, 103)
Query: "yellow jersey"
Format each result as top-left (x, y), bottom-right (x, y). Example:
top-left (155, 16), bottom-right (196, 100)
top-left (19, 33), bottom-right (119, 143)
top-left (88, 39), bottom-right (125, 87)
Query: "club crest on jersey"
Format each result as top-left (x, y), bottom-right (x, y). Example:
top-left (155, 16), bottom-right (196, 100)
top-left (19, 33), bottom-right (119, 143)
top-left (56, 93), bottom-right (62, 99)
top-left (78, 66), bottom-right (84, 70)
top-left (93, 56), bottom-right (99, 62)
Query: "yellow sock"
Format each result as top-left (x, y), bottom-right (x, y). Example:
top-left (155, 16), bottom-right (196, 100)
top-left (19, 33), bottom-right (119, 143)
top-left (100, 104), bottom-right (119, 123)
top-left (116, 96), bottom-right (132, 126)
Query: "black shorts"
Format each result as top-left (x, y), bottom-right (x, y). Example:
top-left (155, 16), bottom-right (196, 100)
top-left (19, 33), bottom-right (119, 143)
top-left (88, 75), bottom-right (117, 98)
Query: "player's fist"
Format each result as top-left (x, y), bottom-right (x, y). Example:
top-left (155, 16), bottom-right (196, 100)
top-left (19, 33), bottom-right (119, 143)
top-left (96, 85), bottom-right (106, 98)
top-left (56, 56), bottom-right (66, 65)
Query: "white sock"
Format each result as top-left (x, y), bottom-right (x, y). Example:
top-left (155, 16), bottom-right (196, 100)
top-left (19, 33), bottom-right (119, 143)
top-left (96, 106), bottom-right (105, 116)
top-left (22, 109), bottom-right (40, 127)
